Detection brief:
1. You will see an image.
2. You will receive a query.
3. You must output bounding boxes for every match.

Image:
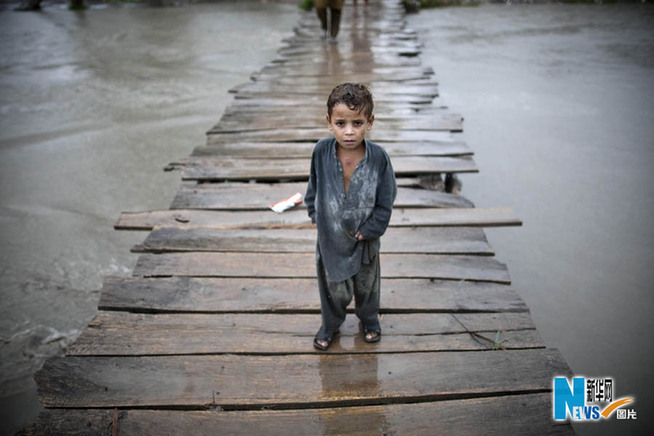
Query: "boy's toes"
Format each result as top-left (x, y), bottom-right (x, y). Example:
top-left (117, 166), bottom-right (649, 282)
top-left (316, 339), bottom-right (328, 348)
top-left (363, 330), bottom-right (381, 343)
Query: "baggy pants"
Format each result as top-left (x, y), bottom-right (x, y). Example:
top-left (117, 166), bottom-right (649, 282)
top-left (315, 250), bottom-right (381, 341)
top-left (315, 0), bottom-right (343, 38)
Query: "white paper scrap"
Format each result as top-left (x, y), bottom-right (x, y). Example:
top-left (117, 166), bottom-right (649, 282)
top-left (270, 192), bottom-right (303, 213)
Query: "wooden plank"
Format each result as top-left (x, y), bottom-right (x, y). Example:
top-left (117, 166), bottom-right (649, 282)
top-left (66, 312), bottom-right (541, 356)
top-left (191, 140), bottom-right (472, 159)
top-left (211, 115), bottom-right (462, 133)
top-left (235, 93), bottom-right (432, 105)
top-left (35, 349), bottom-right (571, 408)
top-left (169, 184), bottom-right (474, 210)
top-left (207, 98), bottom-right (428, 114)
top-left (262, 55), bottom-right (421, 71)
top-left (25, 394), bottom-right (574, 435)
top-left (115, 207), bottom-right (521, 231)
top-left (252, 66), bottom-right (432, 81)
top-left (133, 227), bottom-right (494, 255)
top-left (222, 102), bottom-right (446, 117)
top-left (174, 156), bottom-right (477, 182)
top-left (131, 252), bottom-right (511, 283)
top-left (206, 128), bottom-right (455, 143)
top-left (98, 276), bottom-right (527, 314)
top-left (231, 87), bottom-right (437, 101)
top-left (231, 82), bottom-right (439, 97)
top-left (278, 42), bottom-right (422, 57)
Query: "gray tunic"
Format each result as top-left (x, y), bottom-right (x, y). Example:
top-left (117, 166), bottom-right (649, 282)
top-left (304, 137), bottom-right (397, 283)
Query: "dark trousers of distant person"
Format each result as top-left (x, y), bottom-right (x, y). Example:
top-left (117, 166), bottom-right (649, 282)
top-left (314, 249), bottom-right (382, 342)
top-left (315, 0), bottom-right (344, 39)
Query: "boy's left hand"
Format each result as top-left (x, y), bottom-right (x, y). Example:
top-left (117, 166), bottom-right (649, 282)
top-left (355, 231), bottom-right (364, 241)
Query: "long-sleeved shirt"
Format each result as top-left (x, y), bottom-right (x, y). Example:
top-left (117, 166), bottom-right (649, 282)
top-left (304, 137), bottom-right (397, 283)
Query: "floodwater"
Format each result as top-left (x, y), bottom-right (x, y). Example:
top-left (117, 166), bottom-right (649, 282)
top-left (0, 1), bottom-right (651, 435)
top-left (408, 4), bottom-right (654, 436)
top-left (0, 1), bottom-right (297, 434)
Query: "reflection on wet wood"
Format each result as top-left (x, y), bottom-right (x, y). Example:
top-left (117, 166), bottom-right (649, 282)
top-left (67, 312), bottom-right (541, 356)
top-left (25, 393), bottom-right (574, 436)
top-left (36, 349), bottom-right (569, 408)
top-left (98, 276), bottom-right (527, 314)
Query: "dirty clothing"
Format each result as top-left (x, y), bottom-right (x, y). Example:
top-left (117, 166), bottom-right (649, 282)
top-left (304, 137), bottom-right (397, 284)
top-left (315, 249), bottom-right (381, 341)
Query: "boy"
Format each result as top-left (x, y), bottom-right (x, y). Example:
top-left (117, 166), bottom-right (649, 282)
top-left (305, 83), bottom-right (397, 351)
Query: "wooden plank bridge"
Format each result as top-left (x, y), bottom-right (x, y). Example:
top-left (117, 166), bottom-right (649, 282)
top-left (25, 1), bottom-right (574, 434)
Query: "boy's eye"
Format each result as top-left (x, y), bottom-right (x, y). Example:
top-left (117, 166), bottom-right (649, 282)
top-left (336, 121), bottom-right (344, 126)
top-left (354, 121), bottom-right (364, 126)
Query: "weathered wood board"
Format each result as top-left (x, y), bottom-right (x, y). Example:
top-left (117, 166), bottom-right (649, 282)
top-left (132, 226), bottom-right (494, 255)
top-left (211, 115), bottom-right (462, 133)
top-left (24, 393), bottom-right (574, 436)
top-left (115, 207), bottom-right (521, 231)
top-left (173, 156), bottom-right (477, 182)
top-left (206, 128), bottom-right (455, 144)
top-left (36, 349), bottom-right (570, 409)
top-left (235, 92), bottom-right (432, 105)
top-left (251, 67), bottom-right (432, 82)
top-left (231, 82), bottom-right (439, 97)
top-left (169, 184), bottom-right (474, 210)
top-left (191, 140), bottom-right (472, 159)
top-left (132, 252), bottom-right (511, 283)
top-left (222, 101), bottom-right (448, 117)
top-left (66, 312), bottom-right (541, 356)
top-left (98, 276), bottom-right (528, 314)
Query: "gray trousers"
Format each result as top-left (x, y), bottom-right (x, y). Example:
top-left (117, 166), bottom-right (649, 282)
top-left (315, 250), bottom-right (381, 341)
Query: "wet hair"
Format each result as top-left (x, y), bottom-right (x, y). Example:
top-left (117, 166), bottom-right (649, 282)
top-left (327, 83), bottom-right (374, 120)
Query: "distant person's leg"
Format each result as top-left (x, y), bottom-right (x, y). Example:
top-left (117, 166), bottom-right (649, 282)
top-left (315, 0), bottom-right (329, 39)
top-left (329, 0), bottom-right (345, 40)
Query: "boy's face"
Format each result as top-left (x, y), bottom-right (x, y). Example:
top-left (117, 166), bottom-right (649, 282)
top-left (327, 103), bottom-right (374, 150)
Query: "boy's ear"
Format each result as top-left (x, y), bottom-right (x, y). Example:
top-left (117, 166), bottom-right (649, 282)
top-left (367, 114), bottom-right (375, 131)
top-left (326, 114), bottom-right (333, 131)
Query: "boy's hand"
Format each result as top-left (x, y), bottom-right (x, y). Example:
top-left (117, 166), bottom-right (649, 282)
top-left (355, 231), bottom-right (364, 241)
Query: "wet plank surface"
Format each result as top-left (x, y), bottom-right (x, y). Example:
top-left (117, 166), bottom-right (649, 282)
top-left (98, 276), bottom-right (528, 314)
top-left (29, 1), bottom-right (573, 434)
top-left (115, 207), bottom-right (522, 231)
top-left (25, 393), bottom-right (573, 436)
top-left (37, 349), bottom-right (569, 409)
top-left (191, 140), bottom-right (472, 158)
top-left (173, 155), bottom-right (477, 182)
top-left (67, 311), bottom-right (542, 356)
top-left (169, 183), bottom-right (474, 210)
top-left (133, 226), bottom-right (494, 255)
top-left (132, 252), bottom-right (512, 283)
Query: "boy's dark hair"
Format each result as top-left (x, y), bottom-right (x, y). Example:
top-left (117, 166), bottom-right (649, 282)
top-left (327, 83), bottom-right (374, 119)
